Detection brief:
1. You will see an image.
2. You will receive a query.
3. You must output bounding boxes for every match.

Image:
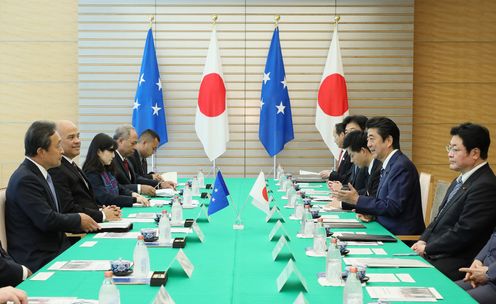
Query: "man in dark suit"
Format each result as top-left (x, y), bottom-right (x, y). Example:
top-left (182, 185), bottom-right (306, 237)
top-left (341, 116), bottom-right (369, 192)
top-left (412, 123), bottom-right (496, 280)
top-left (6, 121), bottom-right (99, 272)
top-left (127, 129), bottom-right (175, 189)
top-left (456, 230), bottom-right (496, 304)
top-left (0, 241), bottom-right (30, 287)
top-left (49, 120), bottom-right (121, 223)
top-left (320, 123), bottom-right (352, 183)
top-left (333, 117), bottom-right (425, 235)
top-left (112, 125), bottom-right (156, 196)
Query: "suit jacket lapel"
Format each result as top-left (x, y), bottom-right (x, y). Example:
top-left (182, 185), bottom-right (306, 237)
top-left (376, 152), bottom-right (400, 198)
top-left (24, 159), bottom-right (58, 211)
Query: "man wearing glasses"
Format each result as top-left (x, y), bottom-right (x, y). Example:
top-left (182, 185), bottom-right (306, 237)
top-left (412, 123), bottom-right (496, 281)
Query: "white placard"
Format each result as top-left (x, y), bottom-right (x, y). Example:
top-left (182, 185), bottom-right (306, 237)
top-left (191, 222), bottom-right (204, 242)
top-left (153, 285), bottom-right (176, 304)
top-left (196, 204), bottom-right (211, 222)
top-left (293, 292), bottom-right (309, 304)
top-left (272, 236), bottom-right (293, 261)
top-left (168, 249), bottom-right (194, 278)
top-left (268, 220), bottom-right (290, 241)
top-left (276, 259), bottom-right (308, 292)
top-left (265, 206), bottom-right (285, 222)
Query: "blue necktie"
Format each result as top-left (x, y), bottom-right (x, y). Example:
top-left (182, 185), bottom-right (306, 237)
top-left (46, 174), bottom-right (60, 212)
top-left (437, 177), bottom-right (463, 218)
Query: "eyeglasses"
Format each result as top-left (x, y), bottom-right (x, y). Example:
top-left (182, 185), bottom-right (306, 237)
top-left (445, 145), bottom-right (461, 153)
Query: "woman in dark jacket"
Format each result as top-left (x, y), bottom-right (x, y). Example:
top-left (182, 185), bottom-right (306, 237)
top-left (82, 133), bottom-right (149, 207)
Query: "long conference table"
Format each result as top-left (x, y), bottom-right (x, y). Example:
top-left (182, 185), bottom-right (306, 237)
top-left (18, 178), bottom-right (476, 303)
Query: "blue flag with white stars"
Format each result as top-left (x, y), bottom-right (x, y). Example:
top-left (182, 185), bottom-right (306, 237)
top-left (132, 28), bottom-right (168, 147)
top-left (259, 27), bottom-right (294, 157)
top-left (207, 170), bottom-right (230, 216)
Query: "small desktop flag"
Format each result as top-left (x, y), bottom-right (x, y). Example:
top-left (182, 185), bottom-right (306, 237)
top-left (259, 27), bottom-right (294, 157)
top-left (132, 28), bottom-right (168, 147)
top-left (315, 24), bottom-right (349, 159)
top-left (207, 170), bottom-right (230, 216)
top-left (195, 27), bottom-right (229, 161)
top-left (249, 171), bottom-right (270, 214)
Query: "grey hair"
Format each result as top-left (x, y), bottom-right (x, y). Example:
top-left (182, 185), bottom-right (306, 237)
top-left (113, 124), bottom-right (134, 141)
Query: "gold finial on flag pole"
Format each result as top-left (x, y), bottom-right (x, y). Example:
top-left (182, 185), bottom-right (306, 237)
top-left (274, 15), bottom-right (280, 27)
top-left (149, 16), bottom-right (154, 28)
top-left (334, 16), bottom-right (341, 24)
top-left (212, 15), bottom-right (218, 25)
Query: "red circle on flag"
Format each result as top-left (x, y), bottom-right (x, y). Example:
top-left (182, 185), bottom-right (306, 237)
top-left (198, 73), bottom-right (226, 117)
top-left (318, 73), bottom-right (348, 116)
top-left (262, 187), bottom-right (269, 202)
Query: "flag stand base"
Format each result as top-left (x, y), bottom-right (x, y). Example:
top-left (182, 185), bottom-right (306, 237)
top-left (233, 215), bottom-right (244, 230)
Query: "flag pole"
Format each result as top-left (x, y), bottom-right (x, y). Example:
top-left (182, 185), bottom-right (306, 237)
top-left (272, 15), bottom-right (280, 181)
top-left (273, 155), bottom-right (277, 179)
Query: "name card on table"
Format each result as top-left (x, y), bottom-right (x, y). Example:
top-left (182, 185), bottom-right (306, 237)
top-left (266, 206), bottom-right (285, 223)
top-left (153, 285), bottom-right (176, 304)
top-left (191, 222), bottom-right (205, 242)
top-left (293, 292), bottom-right (309, 304)
top-left (276, 259), bottom-right (308, 292)
top-left (268, 220), bottom-right (290, 241)
top-left (196, 204), bottom-right (211, 222)
top-left (272, 236), bottom-right (294, 261)
top-left (167, 249), bottom-right (194, 278)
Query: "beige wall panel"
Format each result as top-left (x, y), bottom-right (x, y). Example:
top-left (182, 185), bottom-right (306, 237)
top-left (415, 164), bottom-right (459, 183)
top-left (414, 42), bottom-right (496, 83)
top-left (413, 0), bottom-right (496, 184)
top-left (0, 43), bottom-right (77, 82)
top-left (414, 0), bottom-right (496, 42)
top-left (0, 83), bottom-right (78, 121)
top-left (0, 0), bottom-right (77, 41)
top-left (413, 83), bottom-right (496, 124)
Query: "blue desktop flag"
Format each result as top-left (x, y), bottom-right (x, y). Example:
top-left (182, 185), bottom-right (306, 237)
top-left (132, 28), bottom-right (168, 147)
top-left (259, 27), bottom-right (294, 157)
top-left (207, 170), bottom-right (230, 216)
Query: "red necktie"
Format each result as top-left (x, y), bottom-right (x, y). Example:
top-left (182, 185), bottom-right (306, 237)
top-left (123, 159), bottom-right (131, 179)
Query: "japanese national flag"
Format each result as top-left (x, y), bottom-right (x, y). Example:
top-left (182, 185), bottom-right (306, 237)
top-left (249, 171), bottom-right (270, 214)
top-left (195, 27), bottom-right (229, 161)
top-left (315, 24), bottom-right (349, 159)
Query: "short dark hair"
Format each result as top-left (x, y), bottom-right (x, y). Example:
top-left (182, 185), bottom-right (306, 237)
top-left (82, 133), bottom-right (117, 173)
top-left (450, 123), bottom-right (490, 159)
top-left (25, 120), bottom-right (57, 157)
top-left (335, 122), bottom-right (345, 135)
top-left (139, 129), bottom-right (160, 143)
top-left (366, 117), bottom-right (401, 150)
top-left (342, 115), bottom-right (368, 131)
top-left (343, 131), bottom-right (369, 152)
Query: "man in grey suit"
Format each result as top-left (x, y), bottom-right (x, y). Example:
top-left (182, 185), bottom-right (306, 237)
top-left (456, 231), bottom-right (496, 304)
top-left (412, 123), bottom-right (496, 280)
top-left (6, 121), bottom-right (99, 272)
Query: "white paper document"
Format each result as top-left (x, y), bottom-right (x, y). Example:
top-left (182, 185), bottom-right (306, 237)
top-left (98, 221), bottom-right (132, 230)
top-left (48, 260), bottom-right (110, 271)
top-left (366, 286), bottom-right (443, 302)
top-left (299, 170), bottom-right (320, 175)
top-left (30, 272), bottom-right (55, 281)
top-left (344, 258), bottom-right (433, 268)
top-left (347, 248), bottom-right (373, 255)
top-left (94, 232), bottom-right (140, 239)
top-left (27, 298), bottom-right (97, 304)
top-left (367, 273), bottom-right (399, 283)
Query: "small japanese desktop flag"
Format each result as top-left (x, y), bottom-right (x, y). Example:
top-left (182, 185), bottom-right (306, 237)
top-left (315, 24), bottom-right (349, 159)
top-left (259, 27), bottom-right (294, 157)
top-left (132, 28), bottom-right (168, 147)
top-left (249, 171), bottom-right (270, 214)
top-left (207, 170), bottom-right (230, 216)
top-left (195, 27), bottom-right (229, 161)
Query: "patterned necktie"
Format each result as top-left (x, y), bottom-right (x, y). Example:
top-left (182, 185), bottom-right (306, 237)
top-left (46, 174), bottom-right (60, 212)
top-left (438, 177), bottom-right (463, 216)
top-left (336, 150), bottom-right (343, 171)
